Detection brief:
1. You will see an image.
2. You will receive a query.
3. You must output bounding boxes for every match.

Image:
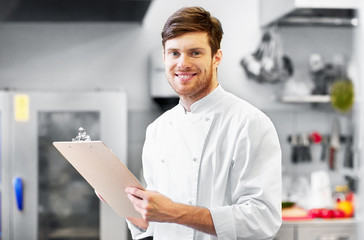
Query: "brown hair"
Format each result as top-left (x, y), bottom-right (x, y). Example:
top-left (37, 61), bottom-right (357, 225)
top-left (161, 7), bottom-right (223, 56)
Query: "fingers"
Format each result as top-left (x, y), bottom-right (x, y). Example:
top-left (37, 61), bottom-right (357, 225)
top-left (127, 193), bottom-right (144, 207)
top-left (125, 187), bottom-right (146, 199)
top-left (126, 192), bottom-right (149, 220)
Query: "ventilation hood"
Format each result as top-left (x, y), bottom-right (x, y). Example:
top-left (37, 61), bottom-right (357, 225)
top-left (260, 0), bottom-right (357, 27)
top-left (0, 0), bottom-right (151, 22)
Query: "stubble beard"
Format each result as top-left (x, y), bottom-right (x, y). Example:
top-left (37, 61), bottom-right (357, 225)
top-left (167, 63), bottom-right (215, 103)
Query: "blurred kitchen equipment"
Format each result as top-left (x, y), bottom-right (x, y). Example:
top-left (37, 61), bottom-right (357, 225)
top-left (310, 54), bottom-right (337, 95)
top-left (345, 175), bottom-right (358, 193)
top-left (241, 26), bottom-right (293, 83)
top-left (329, 118), bottom-right (341, 170)
top-left (343, 136), bottom-right (354, 168)
top-left (289, 134), bottom-right (312, 163)
top-left (290, 134), bottom-right (299, 163)
top-left (309, 171), bottom-right (334, 209)
top-left (310, 54), bottom-right (327, 95)
top-left (260, 0), bottom-right (357, 27)
top-left (301, 133), bottom-right (312, 162)
top-left (283, 175), bottom-right (311, 209)
top-left (320, 135), bottom-right (329, 162)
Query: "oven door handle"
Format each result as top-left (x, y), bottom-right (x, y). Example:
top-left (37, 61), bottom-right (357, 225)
top-left (13, 177), bottom-right (24, 211)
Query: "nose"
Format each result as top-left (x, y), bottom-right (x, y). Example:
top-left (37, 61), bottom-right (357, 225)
top-left (177, 54), bottom-right (191, 69)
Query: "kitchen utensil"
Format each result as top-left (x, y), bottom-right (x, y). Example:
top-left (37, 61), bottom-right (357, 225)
top-left (302, 134), bottom-right (312, 162)
top-left (329, 118), bottom-right (340, 170)
top-left (320, 135), bottom-right (328, 162)
top-left (343, 136), bottom-right (353, 168)
top-left (290, 134), bottom-right (299, 163)
top-left (241, 26), bottom-right (293, 83)
top-left (310, 54), bottom-right (328, 95)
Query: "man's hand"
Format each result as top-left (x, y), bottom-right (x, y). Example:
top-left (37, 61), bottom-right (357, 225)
top-left (125, 187), bottom-right (216, 236)
top-left (125, 187), bottom-right (178, 223)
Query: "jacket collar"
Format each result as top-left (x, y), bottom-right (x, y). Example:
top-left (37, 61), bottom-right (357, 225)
top-left (178, 84), bottom-right (224, 114)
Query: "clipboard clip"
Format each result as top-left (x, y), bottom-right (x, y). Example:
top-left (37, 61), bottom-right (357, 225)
top-left (72, 127), bottom-right (91, 142)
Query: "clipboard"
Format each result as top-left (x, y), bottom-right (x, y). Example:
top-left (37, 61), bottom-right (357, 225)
top-left (53, 141), bottom-right (144, 218)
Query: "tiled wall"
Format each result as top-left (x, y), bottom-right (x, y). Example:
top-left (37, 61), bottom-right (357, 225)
top-left (266, 107), bottom-right (356, 202)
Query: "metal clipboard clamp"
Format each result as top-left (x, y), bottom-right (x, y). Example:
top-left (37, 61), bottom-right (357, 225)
top-left (72, 127), bottom-right (91, 142)
top-left (53, 128), bottom-right (143, 218)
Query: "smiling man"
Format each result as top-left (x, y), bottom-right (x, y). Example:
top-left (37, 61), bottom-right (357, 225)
top-left (125, 7), bottom-right (282, 240)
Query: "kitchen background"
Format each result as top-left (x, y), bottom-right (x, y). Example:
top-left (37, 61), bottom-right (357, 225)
top-left (0, 0), bottom-right (363, 239)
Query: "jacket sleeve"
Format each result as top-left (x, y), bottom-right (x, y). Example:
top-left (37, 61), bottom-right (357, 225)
top-left (126, 220), bottom-right (155, 240)
top-left (209, 112), bottom-right (282, 240)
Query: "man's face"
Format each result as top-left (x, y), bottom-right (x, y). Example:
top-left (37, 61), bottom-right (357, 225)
top-left (163, 32), bottom-right (222, 102)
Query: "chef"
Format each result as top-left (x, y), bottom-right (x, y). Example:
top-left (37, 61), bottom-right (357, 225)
top-left (125, 6), bottom-right (282, 240)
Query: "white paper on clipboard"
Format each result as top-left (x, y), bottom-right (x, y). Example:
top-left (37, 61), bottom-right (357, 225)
top-left (53, 141), bottom-right (143, 218)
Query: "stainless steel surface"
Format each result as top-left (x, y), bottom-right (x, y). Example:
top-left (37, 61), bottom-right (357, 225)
top-left (329, 118), bottom-right (341, 170)
top-left (277, 219), bottom-right (356, 240)
top-left (0, 92), bottom-right (11, 240)
top-left (260, 0), bottom-right (357, 27)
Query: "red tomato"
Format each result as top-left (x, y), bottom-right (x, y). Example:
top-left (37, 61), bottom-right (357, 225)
top-left (333, 209), bottom-right (346, 218)
top-left (309, 208), bottom-right (324, 218)
top-left (321, 209), bottom-right (334, 218)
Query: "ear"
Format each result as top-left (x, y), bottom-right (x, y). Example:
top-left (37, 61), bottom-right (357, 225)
top-left (213, 49), bottom-right (223, 67)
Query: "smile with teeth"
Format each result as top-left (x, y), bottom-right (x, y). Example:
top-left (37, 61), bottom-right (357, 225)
top-left (175, 73), bottom-right (197, 80)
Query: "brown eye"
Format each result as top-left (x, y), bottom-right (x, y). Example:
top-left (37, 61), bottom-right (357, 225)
top-left (170, 51), bottom-right (180, 57)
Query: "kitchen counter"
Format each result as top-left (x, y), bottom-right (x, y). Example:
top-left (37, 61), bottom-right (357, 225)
top-left (283, 218), bottom-right (356, 225)
top-left (276, 219), bottom-right (356, 240)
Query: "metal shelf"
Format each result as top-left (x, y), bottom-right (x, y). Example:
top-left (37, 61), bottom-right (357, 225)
top-left (280, 95), bottom-right (331, 103)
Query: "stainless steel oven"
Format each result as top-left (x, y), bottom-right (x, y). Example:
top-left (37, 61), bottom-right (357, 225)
top-left (1, 90), bottom-right (128, 240)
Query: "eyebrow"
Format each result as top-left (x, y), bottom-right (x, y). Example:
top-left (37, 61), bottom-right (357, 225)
top-left (190, 48), bottom-right (206, 52)
top-left (166, 47), bottom-right (207, 52)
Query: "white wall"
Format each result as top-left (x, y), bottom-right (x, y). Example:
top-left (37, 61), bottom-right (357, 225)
top-left (0, 23), bottom-right (154, 110)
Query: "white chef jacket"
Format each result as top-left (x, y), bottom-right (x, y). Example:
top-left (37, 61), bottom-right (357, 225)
top-left (127, 85), bottom-right (282, 240)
